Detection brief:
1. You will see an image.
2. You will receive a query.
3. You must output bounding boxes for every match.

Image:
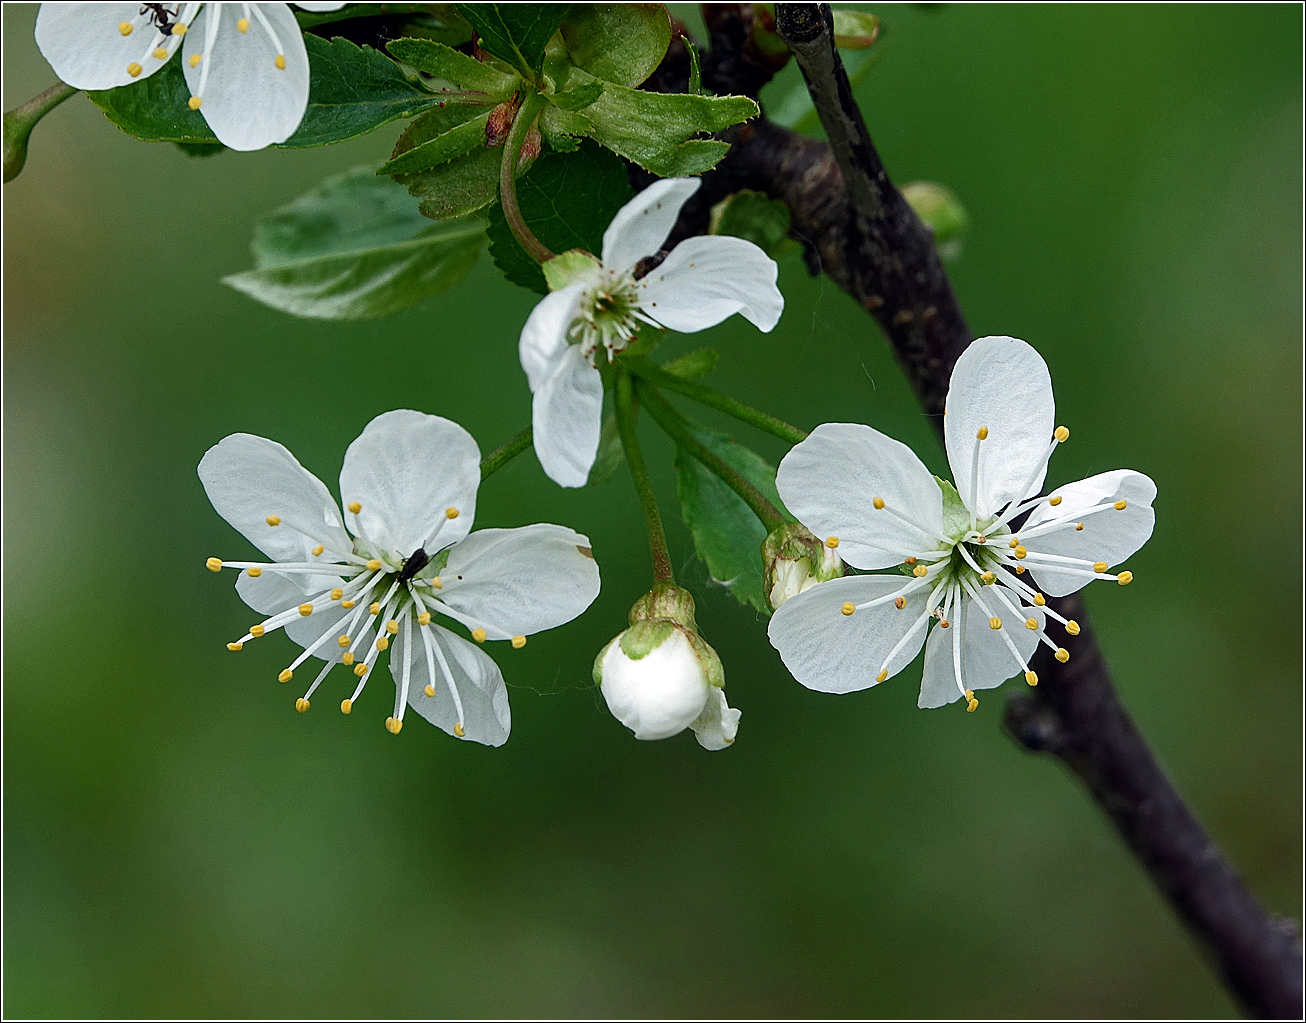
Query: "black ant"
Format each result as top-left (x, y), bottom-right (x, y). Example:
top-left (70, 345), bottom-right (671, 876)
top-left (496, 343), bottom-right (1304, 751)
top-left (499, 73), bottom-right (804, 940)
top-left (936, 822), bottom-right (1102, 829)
top-left (140, 4), bottom-right (177, 36)
top-left (397, 547), bottom-right (430, 584)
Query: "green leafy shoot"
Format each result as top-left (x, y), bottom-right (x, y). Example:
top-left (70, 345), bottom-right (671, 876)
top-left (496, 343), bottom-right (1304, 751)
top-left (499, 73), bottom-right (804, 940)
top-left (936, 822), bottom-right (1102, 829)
top-left (559, 4), bottom-right (671, 87)
top-left (223, 168), bottom-right (484, 320)
top-left (459, 3), bottom-right (572, 81)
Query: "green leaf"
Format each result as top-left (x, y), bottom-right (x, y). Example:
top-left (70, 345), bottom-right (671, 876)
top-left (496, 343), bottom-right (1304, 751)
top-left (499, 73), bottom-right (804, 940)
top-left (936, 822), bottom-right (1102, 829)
top-left (675, 425), bottom-right (787, 614)
top-left (223, 168), bottom-right (485, 320)
top-left (389, 105), bottom-right (507, 220)
top-left (87, 36), bottom-right (446, 148)
top-left (709, 190), bottom-right (796, 257)
top-left (486, 141), bottom-right (633, 293)
top-left (386, 37), bottom-right (519, 95)
top-left (581, 84), bottom-right (758, 177)
top-left (661, 348), bottom-right (720, 381)
top-left (559, 4), bottom-right (671, 87)
top-left (377, 109), bottom-right (490, 175)
top-left (548, 80), bottom-right (605, 111)
top-left (459, 3), bottom-right (571, 80)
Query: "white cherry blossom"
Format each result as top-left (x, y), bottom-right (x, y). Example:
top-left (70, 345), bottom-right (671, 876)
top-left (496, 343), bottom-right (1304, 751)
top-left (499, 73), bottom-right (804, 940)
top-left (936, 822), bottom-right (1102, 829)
top-left (35, 2), bottom-right (343, 151)
top-left (518, 177), bottom-right (785, 487)
top-left (768, 335), bottom-right (1155, 710)
top-left (199, 410), bottom-right (601, 742)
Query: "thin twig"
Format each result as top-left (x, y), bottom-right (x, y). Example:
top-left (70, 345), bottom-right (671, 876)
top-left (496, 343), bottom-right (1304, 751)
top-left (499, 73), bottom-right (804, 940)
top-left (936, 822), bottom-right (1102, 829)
top-left (615, 370), bottom-right (675, 585)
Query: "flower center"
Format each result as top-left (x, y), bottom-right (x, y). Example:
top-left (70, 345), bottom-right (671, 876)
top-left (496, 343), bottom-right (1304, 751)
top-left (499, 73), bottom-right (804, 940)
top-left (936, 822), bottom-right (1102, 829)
top-left (569, 270), bottom-right (644, 362)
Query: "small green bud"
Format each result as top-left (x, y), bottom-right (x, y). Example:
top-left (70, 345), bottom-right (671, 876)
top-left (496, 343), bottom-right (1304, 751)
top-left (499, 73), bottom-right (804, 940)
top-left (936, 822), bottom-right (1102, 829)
top-left (628, 582), bottom-right (698, 631)
top-left (832, 9), bottom-right (881, 50)
top-left (902, 181), bottom-right (969, 256)
top-left (762, 523), bottom-right (845, 611)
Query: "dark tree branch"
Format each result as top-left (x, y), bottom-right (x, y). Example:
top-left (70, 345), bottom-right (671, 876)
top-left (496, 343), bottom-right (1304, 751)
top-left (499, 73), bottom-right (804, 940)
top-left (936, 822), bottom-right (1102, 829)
top-left (644, 3), bottom-right (1303, 1016)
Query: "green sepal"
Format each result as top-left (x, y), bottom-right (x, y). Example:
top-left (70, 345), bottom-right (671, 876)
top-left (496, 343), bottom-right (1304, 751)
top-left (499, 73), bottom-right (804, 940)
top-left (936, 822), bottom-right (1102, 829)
top-left (458, 3), bottom-right (570, 81)
top-left (542, 249), bottom-right (601, 291)
top-left (935, 476), bottom-right (970, 540)
top-left (629, 583), bottom-right (698, 631)
top-left (619, 619), bottom-right (676, 660)
top-left (386, 37), bottom-right (519, 94)
top-left (683, 629), bottom-right (726, 689)
top-left (660, 348), bottom-right (720, 381)
top-left (377, 109), bottom-right (491, 176)
top-left (559, 3), bottom-right (671, 87)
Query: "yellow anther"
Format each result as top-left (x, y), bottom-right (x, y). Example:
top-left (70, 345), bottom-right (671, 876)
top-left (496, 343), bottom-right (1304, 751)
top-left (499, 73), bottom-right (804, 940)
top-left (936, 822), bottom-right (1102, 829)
top-left (965, 689), bottom-right (978, 712)
top-left (894, 596), bottom-right (907, 610)
top-left (226, 642), bottom-right (243, 652)
top-left (341, 600), bottom-right (356, 609)
top-left (298, 603), bottom-right (314, 617)
top-left (424, 684), bottom-right (436, 698)
top-left (119, 21), bottom-right (133, 36)
top-left (265, 514), bottom-right (281, 526)
top-left (912, 564), bottom-right (928, 578)
top-left (429, 576), bottom-right (443, 589)
top-left (154, 46), bottom-right (168, 59)
top-left (841, 602), bottom-right (856, 616)
top-left (366, 559), bottom-right (382, 571)
top-left (875, 669), bottom-right (888, 683)
top-left (904, 556), bottom-right (917, 566)
top-left (172, 22), bottom-right (186, 35)
top-left (1009, 538), bottom-right (1019, 549)
top-left (237, 17), bottom-right (249, 32)
top-left (386, 619), bottom-right (399, 635)
top-left (825, 536), bottom-right (840, 549)
top-left (472, 628), bottom-right (487, 644)
top-left (1065, 620), bottom-right (1081, 636)
top-left (279, 668), bottom-right (293, 683)
top-left (1055, 647), bottom-right (1070, 663)
top-left (1025, 617), bottom-right (1038, 630)
top-left (385, 716), bottom-right (402, 734)
top-left (1117, 571), bottom-right (1133, 586)
top-left (348, 501), bottom-right (361, 514)
top-left (1054, 426), bottom-right (1070, 442)
top-left (445, 507), bottom-right (459, 520)
top-left (189, 53), bottom-right (201, 67)
top-left (1033, 593), bottom-right (1046, 606)
top-left (375, 636), bottom-right (389, 652)
top-left (872, 497), bottom-right (885, 510)
top-left (342, 652), bottom-right (354, 666)
top-left (337, 635), bottom-right (350, 648)
top-left (330, 588), bottom-right (343, 600)
top-left (368, 602), bottom-right (381, 615)
top-left (251, 625), bottom-right (266, 638)
top-left (1114, 499), bottom-right (1128, 510)
top-left (418, 611), bottom-right (432, 626)
top-left (1049, 495), bottom-right (1063, 507)
top-left (989, 616), bottom-right (1002, 630)
top-left (340, 698), bottom-right (352, 714)
top-left (1093, 561), bottom-right (1108, 573)
top-left (1014, 565), bottom-right (1026, 574)
top-left (127, 62), bottom-right (143, 77)
top-left (353, 663), bottom-right (368, 676)
top-left (1014, 545), bottom-right (1027, 559)
top-left (454, 722), bottom-right (466, 738)
top-left (312, 544), bottom-right (324, 557)
top-left (206, 557), bottom-right (223, 572)
top-left (1025, 671), bottom-right (1038, 686)
top-left (980, 571), bottom-right (996, 585)
top-left (188, 96), bottom-right (202, 110)
top-left (976, 426), bottom-right (989, 441)
top-left (512, 635), bottom-right (527, 649)
top-left (1075, 522), bottom-right (1084, 531)
top-left (295, 697), bottom-right (309, 713)
top-left (275, 54), bottom-right (286, 70)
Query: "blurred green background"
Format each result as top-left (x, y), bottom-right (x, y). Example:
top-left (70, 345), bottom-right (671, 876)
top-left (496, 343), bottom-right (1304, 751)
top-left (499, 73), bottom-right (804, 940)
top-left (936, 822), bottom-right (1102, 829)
top-left (3, 3), bottom-right (1300, 1017)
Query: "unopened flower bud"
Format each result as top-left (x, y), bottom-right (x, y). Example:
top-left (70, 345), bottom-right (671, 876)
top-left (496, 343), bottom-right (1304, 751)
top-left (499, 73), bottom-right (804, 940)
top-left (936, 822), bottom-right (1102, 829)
top-left (901, 181), bottom-right (969, 258)
top-left (594, 585), bottom-right (738, 749)
top-left (485, 100), bottom-right (516, 148)
top-left (763, 523), bottom-right (845, 611)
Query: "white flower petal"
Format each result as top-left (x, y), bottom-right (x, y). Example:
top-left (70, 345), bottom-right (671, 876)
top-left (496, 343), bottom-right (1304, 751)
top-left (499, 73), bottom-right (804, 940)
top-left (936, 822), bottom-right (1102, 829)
top-left (199, 433), bottom-right (351, 562)
top-left (918, 588), bottom-right (1042, 708)
top-left (768, 574), bottom-right (933, 693)
top-left (35, 3), bottom-right (182, 90)
top-left (397, 624), bottom-right (511, 746)
top-left (690, 687), bottom-right (740, 750)
top-left (436, 525), bottom-right (600, 639)
top-left (945, 336), bottom-right (1056, 520)
top-left (294, 2), bottom-right (346, 10)
top-left (234, 568), bottom-right (337, 614)
top-left (601, 177), bottom-right (701, 274)
top-left (182, 2), bottom-right (310, 151)
top-left (530, 345), bottom-right (604, 488)
top-left (519, 283), bottom-right (585, 392)
top-left (339, 410), bottom-right (481, 558)
top-left (1021, 470), bottom-right (1157, 597)
top-left (776, 423), bottom-right (946, 570)
top-left (637, 235), bottom-right (783, 333)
